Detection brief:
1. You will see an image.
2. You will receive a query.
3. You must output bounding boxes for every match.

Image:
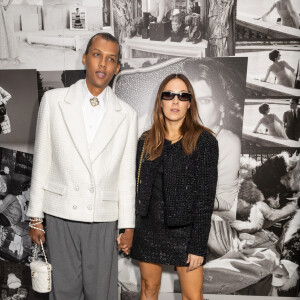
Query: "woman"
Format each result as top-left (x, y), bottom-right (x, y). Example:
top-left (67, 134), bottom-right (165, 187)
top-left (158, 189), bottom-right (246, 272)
top-left (129, 74), bottom-right (218, 300)
top-left (253, 103), bottom-right (289, 139)
top-left (255, 0), bottom-right (300, 29)
top-left (0, 0), bottom-right (20, 62)
top-left (262, 50), bottom-right (295, 88)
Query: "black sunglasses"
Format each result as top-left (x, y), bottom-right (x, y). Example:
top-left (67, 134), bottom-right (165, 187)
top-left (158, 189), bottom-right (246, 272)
top-left (161, 91), bottom-right (192, 102)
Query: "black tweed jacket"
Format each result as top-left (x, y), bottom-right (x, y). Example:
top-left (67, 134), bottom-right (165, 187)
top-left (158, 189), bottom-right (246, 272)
top-left (136, 130), bottom-right (219, 257)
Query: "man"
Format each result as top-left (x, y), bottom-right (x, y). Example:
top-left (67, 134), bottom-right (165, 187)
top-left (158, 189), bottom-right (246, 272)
top-left (27, 32), bottom-right (137, 300)
top-left (283, 98), bottom-right (300, 141)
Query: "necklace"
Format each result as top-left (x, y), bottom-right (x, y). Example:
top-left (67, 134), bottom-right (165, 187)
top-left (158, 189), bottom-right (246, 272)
top-left (167, 135), bottom-right (183, 142)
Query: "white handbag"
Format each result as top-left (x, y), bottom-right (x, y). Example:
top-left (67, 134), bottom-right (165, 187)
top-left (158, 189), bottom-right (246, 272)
top-left (30, 241), bottom-right (52, 293)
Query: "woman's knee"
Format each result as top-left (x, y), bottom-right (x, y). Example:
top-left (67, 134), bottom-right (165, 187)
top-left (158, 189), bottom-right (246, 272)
top-left (141, 278), bottom-right (161, 297)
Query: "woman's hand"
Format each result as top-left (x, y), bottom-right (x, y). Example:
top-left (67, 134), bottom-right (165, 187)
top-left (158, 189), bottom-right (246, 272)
top-left (117, 229), bottom-right (134, 255)
top-left (29, 223), bottom-right (45, 245)
top-left (186, 254), bottom-right (204, 271)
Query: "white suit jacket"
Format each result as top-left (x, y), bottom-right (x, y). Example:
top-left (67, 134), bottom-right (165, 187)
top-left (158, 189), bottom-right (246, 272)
top-left (27, 79), bottom-right (137, 228)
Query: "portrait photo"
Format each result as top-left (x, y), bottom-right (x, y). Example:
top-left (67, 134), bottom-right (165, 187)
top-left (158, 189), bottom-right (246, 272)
top-left (70, 6), bottom-right (87, 30)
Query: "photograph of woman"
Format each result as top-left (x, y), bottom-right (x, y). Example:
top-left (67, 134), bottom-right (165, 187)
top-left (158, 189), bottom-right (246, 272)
top-left (255, 0), bottom-right (300, 29)
top-left (0, 86), bottom-right (11, 135)
top-left (127, 74), bottom-right (219, 299)
top-left (261, 50), bottom-right (296, 88)
top-left (253, 103), bottom-right (289, 139)
top-left (0, 0), bottom-right (20, 63)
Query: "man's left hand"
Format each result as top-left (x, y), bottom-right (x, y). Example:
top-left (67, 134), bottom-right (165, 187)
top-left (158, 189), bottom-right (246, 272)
top-left (117, 228), bottom-right (134, 255)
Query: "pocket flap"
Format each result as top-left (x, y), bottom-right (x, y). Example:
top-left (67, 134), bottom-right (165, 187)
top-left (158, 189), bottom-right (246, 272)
top-left (102, 191), bottom-right (118, 201)
top-left (43, 181), bottom-right (66, 196)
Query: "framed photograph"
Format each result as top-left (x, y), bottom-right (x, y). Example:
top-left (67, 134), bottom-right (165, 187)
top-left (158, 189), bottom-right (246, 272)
top-left (70, 7), bottom-right (87, 30)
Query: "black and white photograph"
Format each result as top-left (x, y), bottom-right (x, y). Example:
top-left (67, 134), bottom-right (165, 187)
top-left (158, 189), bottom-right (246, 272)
top-left (236, 47), bottom-right (300, 98)
top-left (229, 148), bottom-right (300, 297)
top-left (236, 0), bottom-right (300, 41)
top-left (0, 147), bottom-right (32, 263)
top-left (242, 98), bottom-right (300, 147)
top-left (0, 69), bottom-right (38, 154)
top-left (0, 262), bottom-right (31, 300)
top-left (113, 0), bottom-right (236, 59)
top-left (70, 6), bottom-right (87, 30)
top-left (37, 70), bottom-right (86, 101)
top-left (0, 0), bottom-right (109, 71)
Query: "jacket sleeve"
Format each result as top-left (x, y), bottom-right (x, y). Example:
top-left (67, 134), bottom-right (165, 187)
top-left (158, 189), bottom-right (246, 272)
top-left (117, 110), bottom-right (138, 229)
top-left (187, 134), bottom-right (219, 257)
top-left (27, 93), bottom-right (52, 218)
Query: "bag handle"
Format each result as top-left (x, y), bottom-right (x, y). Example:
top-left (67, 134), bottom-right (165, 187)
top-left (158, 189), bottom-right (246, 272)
top-left (32, 240), bottom-right (49, 266)
top-left (136, 141), bottom-right (146, 194)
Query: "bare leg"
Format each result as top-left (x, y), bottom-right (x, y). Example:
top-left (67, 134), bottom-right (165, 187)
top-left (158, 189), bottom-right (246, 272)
top-left (139, 261), bottom-right (162, 300)
top-left (177, 266), bottom-right (203, 300)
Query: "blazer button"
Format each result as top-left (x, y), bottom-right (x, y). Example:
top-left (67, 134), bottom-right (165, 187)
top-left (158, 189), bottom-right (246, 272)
top-left (73, 205), bottom-right (77, 209)
top-left (89, 188), bottom-right (94, 193)
top-left (74, 186), bottom-right (79, 191)
top-left (87, 205), bottom-right (93, 210)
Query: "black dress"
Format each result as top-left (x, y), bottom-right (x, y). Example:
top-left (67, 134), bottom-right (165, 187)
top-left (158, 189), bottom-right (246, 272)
top-left (130, 141), bottom-right (195, 266)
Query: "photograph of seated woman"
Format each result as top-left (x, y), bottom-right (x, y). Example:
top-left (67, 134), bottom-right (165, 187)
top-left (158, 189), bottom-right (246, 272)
top-left (129, 74), bottom-right (219, 300)
top-left (261, 50), bottom-right (296, 88)
top-left (255, 0), bottom-right (300, 29)
top-left (253, 103), bottom-right (288, 139)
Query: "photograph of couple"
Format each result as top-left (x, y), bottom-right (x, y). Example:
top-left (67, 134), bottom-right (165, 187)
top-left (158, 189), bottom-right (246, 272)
top-left (243, 98), bottom-right (300, 147)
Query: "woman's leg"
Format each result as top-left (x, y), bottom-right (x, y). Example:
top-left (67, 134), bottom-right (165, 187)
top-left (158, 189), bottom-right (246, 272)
top-left (139, 261), bottom-right (163, 300)
top-left (177, 266), bottom-right (203, 300)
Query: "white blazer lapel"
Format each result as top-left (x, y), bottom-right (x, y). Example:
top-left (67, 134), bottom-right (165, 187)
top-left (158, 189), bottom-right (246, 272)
top-left (59, 79), bottom-right (92, 173)
top-left (90, 87), bottom-right (125, 163)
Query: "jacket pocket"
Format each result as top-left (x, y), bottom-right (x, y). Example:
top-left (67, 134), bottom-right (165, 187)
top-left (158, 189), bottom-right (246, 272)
top-left (43, 181), bottom-right (66, 196)
top-left (102, 191), bottom-right (118, 201)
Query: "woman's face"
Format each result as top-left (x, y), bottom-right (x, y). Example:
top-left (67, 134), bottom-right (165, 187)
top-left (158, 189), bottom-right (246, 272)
top-left (161, 78), bottom-right (191, 125)
top-left (276, 52), bottom-right (281, 61)
top-left (192, 80), bottom-right (220, 129)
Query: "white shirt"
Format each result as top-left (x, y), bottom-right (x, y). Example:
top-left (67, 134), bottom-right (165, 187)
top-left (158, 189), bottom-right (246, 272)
top-left (82, 80), bottom-right (106, 148)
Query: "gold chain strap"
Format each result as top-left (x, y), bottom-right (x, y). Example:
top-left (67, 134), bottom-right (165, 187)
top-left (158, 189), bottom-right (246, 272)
top-left (136, 141), bottom-right (146, 194)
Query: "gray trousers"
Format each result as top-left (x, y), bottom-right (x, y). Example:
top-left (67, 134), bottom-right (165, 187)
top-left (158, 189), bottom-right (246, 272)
top-left (45, 214), bottom-right (118, 300)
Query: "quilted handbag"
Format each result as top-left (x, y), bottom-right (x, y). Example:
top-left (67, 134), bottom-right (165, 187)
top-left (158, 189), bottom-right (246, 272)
top-left (30, 241), bottom-right (52, 293)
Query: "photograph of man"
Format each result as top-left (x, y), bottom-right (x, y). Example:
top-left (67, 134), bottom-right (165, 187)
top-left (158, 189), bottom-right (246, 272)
top-left (283, 98), bottom-right (300, 141)
top-left (26, 32), bottom-right (137, 300)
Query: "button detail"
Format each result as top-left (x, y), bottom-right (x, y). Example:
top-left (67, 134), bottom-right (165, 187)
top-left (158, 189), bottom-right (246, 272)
top-left (87, 205), bottom-right (92, 210)
top-left (89, 188), bottom-right (94, 193)
top-left (74, 186), bottom-right (79, 191)
top-left (73, 205), bottom-right (77, 209)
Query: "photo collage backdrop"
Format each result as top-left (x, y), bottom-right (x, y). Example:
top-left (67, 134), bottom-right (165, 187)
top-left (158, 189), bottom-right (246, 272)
top-left (0, 0), bottom-right (299, 299)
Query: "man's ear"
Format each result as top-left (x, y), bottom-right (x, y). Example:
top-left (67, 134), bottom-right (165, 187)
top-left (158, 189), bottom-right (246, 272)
top-left (82, 53), bottom-right (86, 66)
top-left (115, 62), bottom-right (121, 75)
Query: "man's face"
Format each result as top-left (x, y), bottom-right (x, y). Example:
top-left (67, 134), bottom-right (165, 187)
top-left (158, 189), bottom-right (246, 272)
top-left (82, 36), bottom-right (120, 94)
top-left (290, 100), bottom-right (298, 110)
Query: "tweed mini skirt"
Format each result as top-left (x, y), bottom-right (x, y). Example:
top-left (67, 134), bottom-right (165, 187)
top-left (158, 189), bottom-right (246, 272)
top-left (130, 163), bottom-right (193, 266)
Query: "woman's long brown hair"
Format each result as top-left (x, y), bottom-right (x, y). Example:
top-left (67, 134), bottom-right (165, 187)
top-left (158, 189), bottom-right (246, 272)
top-left (144, 73), bottom-right (213, 160)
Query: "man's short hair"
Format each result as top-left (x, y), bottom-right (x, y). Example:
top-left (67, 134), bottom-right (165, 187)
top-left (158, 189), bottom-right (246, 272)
top-left (269, 50), bottom-right (280, 62)
top-left (291, 98), bottom-right (299, 105)
top-left (84, 32), bottom-right (120, 61)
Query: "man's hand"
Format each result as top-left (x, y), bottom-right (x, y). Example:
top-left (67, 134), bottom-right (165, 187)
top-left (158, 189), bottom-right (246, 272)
top-left (29, 222), bottom-right (45, 245)
top-left (186, 254), bottom-right (204, 271)
top-left (117, 228), bottom-right (134, 255)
